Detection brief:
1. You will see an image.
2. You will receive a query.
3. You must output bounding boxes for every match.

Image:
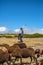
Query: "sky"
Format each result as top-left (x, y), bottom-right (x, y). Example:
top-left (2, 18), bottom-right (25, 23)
top-left (0, 0), bottom-right (43, 34)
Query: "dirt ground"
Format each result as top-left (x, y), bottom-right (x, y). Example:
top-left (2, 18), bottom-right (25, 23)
top-left (0, 38), bottom-right (43, 65)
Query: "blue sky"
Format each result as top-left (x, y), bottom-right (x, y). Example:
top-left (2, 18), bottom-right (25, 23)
top-left (0, 0), bottom-right (43, 33)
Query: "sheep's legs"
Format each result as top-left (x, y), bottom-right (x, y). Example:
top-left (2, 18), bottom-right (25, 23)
top-left (29, 56), bottom-right (32, 64)
top-left (20, 57), bottom-right (22, 65)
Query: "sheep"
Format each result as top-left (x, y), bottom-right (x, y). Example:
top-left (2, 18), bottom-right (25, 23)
top-left (35, 49), bottom-right (43, 58)
top-left (0, 47), bottom-right (10, 65)
top-left (11, 47), bottom-right (37, 65)
top-left (22, 48), bottom-right (37, 64)
top-left (35, 49), bottom-right (40, 58)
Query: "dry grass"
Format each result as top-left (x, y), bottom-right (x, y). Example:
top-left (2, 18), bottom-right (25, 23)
top-left (0, 37), bottom-right (43, 48)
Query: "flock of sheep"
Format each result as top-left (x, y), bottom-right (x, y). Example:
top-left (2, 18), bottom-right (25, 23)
top-left (0, 42), bottom-right (43, 65)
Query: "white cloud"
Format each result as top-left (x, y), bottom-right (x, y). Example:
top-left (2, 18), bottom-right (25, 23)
top-left (0, 27), bottom-right (7, 32)
top-left (0, 27), bottom-right (8, 34)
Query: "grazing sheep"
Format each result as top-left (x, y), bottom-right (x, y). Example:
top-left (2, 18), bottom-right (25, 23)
top-left (35, 49), bottom-right (40, 58)
top-left (13, 42), bottom-right (27, 49)
top-left (0, 47), bottom-right (10, 65)
top-left (11, 47), bottom-right (37, 65)
top-left (22, 48), bottom-right (37, 64)
top-left (0, 44), bottom-right (12, 62)
top-left (35, 49), bottom-right (43, 58)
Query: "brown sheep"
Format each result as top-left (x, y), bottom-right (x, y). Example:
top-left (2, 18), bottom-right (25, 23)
top-left (13, 42), bottom-right (27, 49)
top-left (11, 47), bottom-right (37, 65)
top-left (0, 44), bottom-right (21, 63)
top-left (0, 44), bottom-right (12, 62)
top-left (22, 48), bottom-right (37, 64)
top-left (0, 48), bottom-right (10, 65)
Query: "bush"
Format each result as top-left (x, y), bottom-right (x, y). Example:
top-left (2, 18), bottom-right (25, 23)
top-left (4, 35), bottom-right (13, 38)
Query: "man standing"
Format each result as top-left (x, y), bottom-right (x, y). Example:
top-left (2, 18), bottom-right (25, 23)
top-left (18, 28), bottom-right (24, 42)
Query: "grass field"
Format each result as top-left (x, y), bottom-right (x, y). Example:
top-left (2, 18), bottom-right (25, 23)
top-left (0, 38), bottom-right (43, 65)
top-left (0, 37), bottom-right (43, 48)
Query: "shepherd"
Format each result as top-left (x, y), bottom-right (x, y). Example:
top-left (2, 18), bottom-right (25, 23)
top-left (18, 28), bottom-right (24, 42)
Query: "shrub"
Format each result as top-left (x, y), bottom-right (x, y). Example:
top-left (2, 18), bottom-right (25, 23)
top-left (4, 35), bottom-right (13, 38)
